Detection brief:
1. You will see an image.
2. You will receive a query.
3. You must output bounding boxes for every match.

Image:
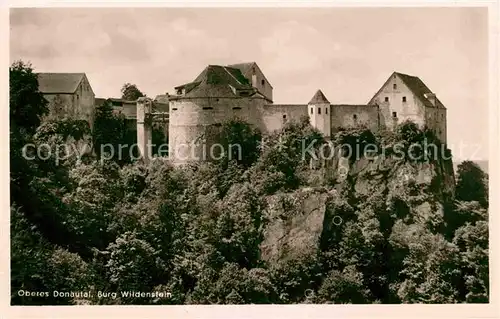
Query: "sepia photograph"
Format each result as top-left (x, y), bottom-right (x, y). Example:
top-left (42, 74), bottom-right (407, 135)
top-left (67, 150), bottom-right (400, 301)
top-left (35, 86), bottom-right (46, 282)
top-left (8, 5), bottom-right (492, 308)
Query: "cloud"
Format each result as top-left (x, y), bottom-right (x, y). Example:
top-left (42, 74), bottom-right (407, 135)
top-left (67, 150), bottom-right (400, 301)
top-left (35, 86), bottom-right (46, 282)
top-left (259, 20), bottom-right (363, 78)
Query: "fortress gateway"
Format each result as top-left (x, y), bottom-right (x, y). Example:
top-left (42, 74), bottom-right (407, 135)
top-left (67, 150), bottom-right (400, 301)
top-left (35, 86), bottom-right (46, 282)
top-left (137, 62), bottom-right (447, 164)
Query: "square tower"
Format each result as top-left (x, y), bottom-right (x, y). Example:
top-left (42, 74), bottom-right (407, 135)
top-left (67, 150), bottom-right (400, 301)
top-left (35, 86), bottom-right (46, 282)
top-left (308, 89), bottom-right (331, 137)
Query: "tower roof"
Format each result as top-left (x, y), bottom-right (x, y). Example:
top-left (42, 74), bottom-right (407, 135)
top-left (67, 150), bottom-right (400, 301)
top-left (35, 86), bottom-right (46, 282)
top-left (309, 89), bottom-right (330, 104)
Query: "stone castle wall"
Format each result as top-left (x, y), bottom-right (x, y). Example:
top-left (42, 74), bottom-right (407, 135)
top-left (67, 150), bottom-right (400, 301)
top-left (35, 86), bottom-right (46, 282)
top-left (167, 98), bottom-right (384, 164)
top-left (369, 75), bottom-right (426, 130)
top-left (42, 77), bottom-right (95, 127)
top-left (156, 88), bottom-right (445, 164)
top-left (261, 104), bottom-right (308, 133)
top-left (168, 96), bottom-right (269, 164)
top-left (330, 105), bottom-right (380, 133)
top-left (425, 107), bottom-right (447, 143)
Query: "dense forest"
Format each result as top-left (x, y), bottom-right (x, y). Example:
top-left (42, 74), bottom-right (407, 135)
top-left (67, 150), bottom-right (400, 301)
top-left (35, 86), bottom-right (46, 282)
top-left (10, 61), bottom-right (489, 305)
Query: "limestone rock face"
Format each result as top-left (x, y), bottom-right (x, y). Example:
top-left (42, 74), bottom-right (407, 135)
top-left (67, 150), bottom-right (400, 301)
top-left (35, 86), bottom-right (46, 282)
top-left (259, 154), bottom-right (456, 265)
top-left (260, 188), bottom-right (333, 264)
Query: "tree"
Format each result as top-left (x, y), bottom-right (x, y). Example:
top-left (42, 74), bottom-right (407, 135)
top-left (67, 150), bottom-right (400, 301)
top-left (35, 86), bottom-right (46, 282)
top-left (10, 60), bottom-right (48, 136)
top-left (316, 266), bottom-right (371, 304)
top-left (121, 83), bottom-right (145, 101)
top-left (92, 99), bottom-right (136, 163)
top-left (455, 161), bottom-right (488, 207)
top-left (217, 119), bottom-right (262, 168)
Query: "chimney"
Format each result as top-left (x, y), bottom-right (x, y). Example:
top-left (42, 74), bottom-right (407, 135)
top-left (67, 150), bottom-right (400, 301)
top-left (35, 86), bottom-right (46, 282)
top-left (424, 93), bottom-right (436, 106)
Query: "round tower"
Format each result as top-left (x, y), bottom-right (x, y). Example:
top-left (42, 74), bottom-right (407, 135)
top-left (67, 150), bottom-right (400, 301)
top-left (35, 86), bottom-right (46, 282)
top-left (308, 89), bottom-right (331, 137)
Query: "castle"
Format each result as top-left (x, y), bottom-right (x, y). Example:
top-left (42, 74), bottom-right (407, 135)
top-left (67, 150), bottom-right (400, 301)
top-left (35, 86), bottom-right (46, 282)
top-left (135, 61), bottom-right (447, 164)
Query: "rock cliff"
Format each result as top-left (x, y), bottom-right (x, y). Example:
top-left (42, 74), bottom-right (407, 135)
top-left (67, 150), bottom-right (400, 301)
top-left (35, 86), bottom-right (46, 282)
top-left (260, 143), bottom-right (456, 264)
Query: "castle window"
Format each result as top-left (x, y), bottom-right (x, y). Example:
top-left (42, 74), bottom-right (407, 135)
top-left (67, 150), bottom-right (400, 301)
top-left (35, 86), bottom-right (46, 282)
top-left (318, 107), bottom-right (321, 114)
top-left (392, 111), bottom-right (397, 118)
top-left (202, 107), bottom-right (213, 110)
top-left (261, 79), bottom-right (265, 86)
top-left (326, 108), bottom-right (328, 114)
top-left (402, 96), bottom-right (407, 102)
top-left (283, 114), bottom-right (287, 119)
top-left (172, 108), bottom-right (178, 111)
top-left (233, 107), bottom-right (242, 110)
top-left (353, 114), bottom-right (357, 120)
top-left (310, 108), bottom-right (313, 114)
top-left (393, 83), bottom-right (397, 90)
top-left (385, 97), bottom-right (389, 102)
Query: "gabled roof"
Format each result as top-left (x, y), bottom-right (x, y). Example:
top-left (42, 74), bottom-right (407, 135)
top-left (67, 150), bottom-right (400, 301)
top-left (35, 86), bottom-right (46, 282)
top-left (368, 71), bottom-right (445, 109)
top-left (309, 89), bottom-right (330, 104)
top-left (37, 73), bottom-right (85, 94)
top-left (226, 62), bottom-right (255, 76)
top-left (174, 65), bottom-right (256, 98)
top-left (227, 62), bottom-right (274, 89)
top-left (395, 72), bottom-right (445, 108)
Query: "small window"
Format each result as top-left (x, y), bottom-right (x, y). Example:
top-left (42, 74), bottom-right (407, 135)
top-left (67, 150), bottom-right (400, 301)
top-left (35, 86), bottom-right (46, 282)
top-left (310, 108), bottom-right (313, 114)
top-left (325, 108), bottom-right (328, 114)
top-left (202, 107), bottom-right (213, 110)
top-left (261, 79), bottom-right (265, 86)
top-left (402, 96), bottom-right (407, 102)
top-left (392, 111), bottom-right (397, 118)
top-left (233, 107), bottom-right (242, 110)
top-left (353, 114), bottom-right (357, 120)
top-left (283, 114), bottom-right (287, 119)
top-left (318, 107), bottom-right (321, 114)
top-left (172, 108), bottom-right (178, 111)
top-left (393, 83), bottom-right (397, 90)
top-left (384, 97), bottom-right (389, 102)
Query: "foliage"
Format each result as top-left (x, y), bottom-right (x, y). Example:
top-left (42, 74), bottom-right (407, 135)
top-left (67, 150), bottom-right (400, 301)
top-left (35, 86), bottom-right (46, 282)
top-left (9, 68), bottom-right (489, 305)
top-left (216, 118), bottom-right (262, 168)
top-left (10, 60), bottom-right (49, 136)
top-left (121, 83), bottom-right (145, 101)
top-left (455, 160), bottom-right (488, 208)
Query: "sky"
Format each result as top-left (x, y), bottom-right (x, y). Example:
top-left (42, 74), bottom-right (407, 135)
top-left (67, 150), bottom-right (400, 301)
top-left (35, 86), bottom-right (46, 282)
top-left (9, 7), bottom-right (489, 160)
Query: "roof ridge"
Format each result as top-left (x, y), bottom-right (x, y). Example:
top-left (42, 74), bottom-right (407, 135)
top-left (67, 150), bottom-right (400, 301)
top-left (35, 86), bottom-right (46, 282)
top-left (395, 71), bottom-right (419, 78)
